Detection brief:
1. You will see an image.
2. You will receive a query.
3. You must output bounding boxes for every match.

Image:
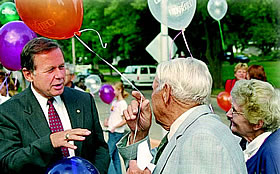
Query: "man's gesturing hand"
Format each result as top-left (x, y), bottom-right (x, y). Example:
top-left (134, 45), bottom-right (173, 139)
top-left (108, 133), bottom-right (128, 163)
top-left (50, 128), bottom-right (91, 150)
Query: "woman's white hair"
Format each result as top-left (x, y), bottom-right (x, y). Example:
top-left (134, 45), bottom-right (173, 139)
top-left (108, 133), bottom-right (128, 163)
top-left (155, 57), bottom-right (212, 105)
top-left (231, 79), bottom-right (280, 132)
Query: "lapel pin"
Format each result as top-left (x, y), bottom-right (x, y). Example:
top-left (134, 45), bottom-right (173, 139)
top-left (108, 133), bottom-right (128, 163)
top-left (76, 109), bottom-right (81, 113)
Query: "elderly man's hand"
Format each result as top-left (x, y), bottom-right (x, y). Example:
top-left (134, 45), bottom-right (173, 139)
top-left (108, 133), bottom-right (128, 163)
top-left (126, 160), bottom-right (151, 174)
top-left (123, 91), bottom-right (152, 144)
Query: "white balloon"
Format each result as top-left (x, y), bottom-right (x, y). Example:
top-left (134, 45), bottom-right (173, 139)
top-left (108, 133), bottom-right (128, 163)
top-left (148, 0), bottom-right (197, 30)
top-left (85, 75), bottom-right (102, 94)
top-left (207, 0), bottom-right (228, 21)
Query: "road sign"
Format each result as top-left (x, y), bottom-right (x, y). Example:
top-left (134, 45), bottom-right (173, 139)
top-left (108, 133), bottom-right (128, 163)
top-left (146, 33), bottom-right (178, 63)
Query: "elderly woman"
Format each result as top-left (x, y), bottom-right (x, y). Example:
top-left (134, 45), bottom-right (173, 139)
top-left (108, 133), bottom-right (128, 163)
top-left (225, 63), bottom-right (248, 93)
top-left (227, 79), bottom-right (280, 174)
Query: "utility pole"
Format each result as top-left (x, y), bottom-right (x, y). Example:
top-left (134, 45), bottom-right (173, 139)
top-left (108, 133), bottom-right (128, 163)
top-left (160, 24), bottom-right (169, 63)
top-left (71, 37), bottom-right (76, 66)
top-left (160, 0), bottom-right (169, 63)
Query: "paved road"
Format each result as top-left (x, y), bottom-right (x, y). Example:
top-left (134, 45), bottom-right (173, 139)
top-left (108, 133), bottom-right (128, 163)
top-left (94, 87), bottom-right (230, 141)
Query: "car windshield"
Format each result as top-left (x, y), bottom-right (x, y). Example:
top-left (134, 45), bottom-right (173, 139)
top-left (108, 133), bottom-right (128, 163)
top-left (124, 66), bottom-right (137, 74)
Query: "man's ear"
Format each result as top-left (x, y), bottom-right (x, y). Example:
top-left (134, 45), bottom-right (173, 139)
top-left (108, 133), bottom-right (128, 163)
top-left (253, 120), bottom-right (264, 131)
top-left (162, 84), bottom-right (171, 104)
top-left (22, 68), bottom-right (34, 82)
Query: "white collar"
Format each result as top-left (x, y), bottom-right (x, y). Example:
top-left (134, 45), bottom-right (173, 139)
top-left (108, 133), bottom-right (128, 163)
top-left (31, 84), bottom-right (62, 107)
top-left (168, 106), bottom-right (196, 141)
top-left (243, 131), bottom-right (271, 161)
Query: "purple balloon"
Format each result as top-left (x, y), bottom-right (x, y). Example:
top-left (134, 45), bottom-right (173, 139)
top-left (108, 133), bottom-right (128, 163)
top-left (99, 84), bottom-right (115, 104)
top-left (0, 21), bottom-right (37, 71)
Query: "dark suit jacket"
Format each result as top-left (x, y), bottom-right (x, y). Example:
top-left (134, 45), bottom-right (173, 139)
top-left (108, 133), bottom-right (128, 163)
top-left (0, 86), bottom-right (109, 174)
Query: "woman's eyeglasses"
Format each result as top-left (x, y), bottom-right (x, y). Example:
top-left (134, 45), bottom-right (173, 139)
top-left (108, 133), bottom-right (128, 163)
top-left (229, 106), bottom-right (245, 117)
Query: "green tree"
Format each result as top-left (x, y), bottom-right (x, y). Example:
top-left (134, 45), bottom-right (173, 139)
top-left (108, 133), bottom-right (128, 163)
top-left (224, 0), bottom-right (280, 56)
top-left (1, 0), bottom-right (279, 88)
top-left (61, 0), bottom-right (158, 70)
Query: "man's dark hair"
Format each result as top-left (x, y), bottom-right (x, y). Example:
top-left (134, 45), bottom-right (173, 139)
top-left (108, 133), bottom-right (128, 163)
top-left (20, 37), bottom-right (62, 71)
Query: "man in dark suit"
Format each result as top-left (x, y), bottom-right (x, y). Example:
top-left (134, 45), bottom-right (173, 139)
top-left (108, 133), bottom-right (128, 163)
top-left (0, 37), bottom-right (110, 173)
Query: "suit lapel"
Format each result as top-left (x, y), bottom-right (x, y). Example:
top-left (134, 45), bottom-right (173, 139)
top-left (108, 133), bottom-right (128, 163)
top-left (61, 87), bottom-right (83, 129)
top-left (24, 87), bottom-right (51, 138)
top-left (61, 87), bottom-right (84, 155)
top-left (154, 105), bottom-right (213, 173)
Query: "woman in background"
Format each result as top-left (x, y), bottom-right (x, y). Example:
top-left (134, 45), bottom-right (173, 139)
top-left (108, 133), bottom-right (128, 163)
top-left (247, 65), bottom-right (267, 81)
top-left (104, 82), bottom-right (129, 174)
top-left (225, 63), bottom-right (248, 93)
top-left (227, 79), bottom-right (280, 173)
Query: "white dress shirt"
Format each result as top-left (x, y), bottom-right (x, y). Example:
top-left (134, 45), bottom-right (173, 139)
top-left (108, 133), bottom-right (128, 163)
top-left (31, 84), bottom-right (75, 157)
top-left (0, 95), bottom-right (10, 104)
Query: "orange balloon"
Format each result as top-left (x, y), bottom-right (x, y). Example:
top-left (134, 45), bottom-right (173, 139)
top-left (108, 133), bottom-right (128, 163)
top-left (217, 91), bottom-right (232, 112)
top-left (15, 0), bottom-right (83, 40)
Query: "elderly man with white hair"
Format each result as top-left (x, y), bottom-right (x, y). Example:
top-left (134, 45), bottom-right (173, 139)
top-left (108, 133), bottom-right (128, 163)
top-left (117, 57), bottom-right (247, 174)
top-left (64, 63), bottom-right (84, 91)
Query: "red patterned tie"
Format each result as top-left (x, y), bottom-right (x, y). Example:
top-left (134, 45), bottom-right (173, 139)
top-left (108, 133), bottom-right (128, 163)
top-left (47, 98), bottom-right (69, 157)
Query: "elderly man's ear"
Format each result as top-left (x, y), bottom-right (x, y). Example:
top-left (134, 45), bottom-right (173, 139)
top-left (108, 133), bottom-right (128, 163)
top-left (162, 84), bottom-right (172, 104)
top-left (253, 120), bottom-right (264, 131)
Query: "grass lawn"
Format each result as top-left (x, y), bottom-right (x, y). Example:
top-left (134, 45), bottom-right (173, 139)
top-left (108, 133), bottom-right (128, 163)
top-left (103, 75), bottom-right (121, 84)
top-left (221, 60), bottom-right (280, 88)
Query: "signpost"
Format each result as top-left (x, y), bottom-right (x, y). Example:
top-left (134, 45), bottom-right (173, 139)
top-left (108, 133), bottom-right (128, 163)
top-left (146, 30), bottom-right (178, 63)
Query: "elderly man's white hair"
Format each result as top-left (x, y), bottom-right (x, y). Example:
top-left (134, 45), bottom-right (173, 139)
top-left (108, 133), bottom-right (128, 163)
top-left (156, 57), bottom-right (212, 105)
top-left (65, 63), bottom-right (75, 75)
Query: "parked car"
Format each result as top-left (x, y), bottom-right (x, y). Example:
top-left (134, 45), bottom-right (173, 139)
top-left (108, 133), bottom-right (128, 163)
top-left (87, 69), bottom-right (105, 82)
top-left (75, 69), bottom-right (105, 83)
top-left (234, 54), bottom-right (250, 63)
top-left (224, 52), bottom-right (250, 64)
top-left (121, 65), bottom-right (157, 87)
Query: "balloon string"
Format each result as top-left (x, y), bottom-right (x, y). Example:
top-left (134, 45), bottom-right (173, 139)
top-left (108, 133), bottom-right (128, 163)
top-left (5, 79), bottom-right (8, 97)
top-left (181, 29), bottom-right (193, 58)
top-left (14, 74), bottom-right (17, 88)
top-left (74, 33), bottom-right (143, 96)
top-left (0, 76), bottom-right (8, 92)
top-left (129, 96), bottom-right (143, 160)
top-left (6, 71), bottom-right (11, 97)
top-left (75, 32), bottom-right (145, 160)
top-left (218, 20), bottom-right (225, 50)
top-left (169, 30), bottom-right (182, 60)
top-left (0, 72), bottom-right (10, 97)
top-left (79, 29), bottom-right (107, 48)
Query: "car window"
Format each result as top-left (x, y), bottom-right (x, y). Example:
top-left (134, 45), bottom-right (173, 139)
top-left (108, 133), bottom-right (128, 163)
top-left (124, 66), bottom-right (137, 74)
top-left (132, 67), bottom-right (137, 74)
top-left (149, 67), bottom-right (156, 74)
top-left (141, 67), bottom-right (148, 74)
